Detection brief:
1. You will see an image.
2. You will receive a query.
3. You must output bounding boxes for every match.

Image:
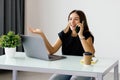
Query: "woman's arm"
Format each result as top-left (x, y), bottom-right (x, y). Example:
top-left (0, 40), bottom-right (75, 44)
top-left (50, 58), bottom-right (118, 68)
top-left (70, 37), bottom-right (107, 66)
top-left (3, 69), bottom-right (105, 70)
top-left (79, 36), bottom-right (95, 56)
top-left (29, 27), bottom-right (62, 55)
top-left (77, 22), bottom-right (95, 56)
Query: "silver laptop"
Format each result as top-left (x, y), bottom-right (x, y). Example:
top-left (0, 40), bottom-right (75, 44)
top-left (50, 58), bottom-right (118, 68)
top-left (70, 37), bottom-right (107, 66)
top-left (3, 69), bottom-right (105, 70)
top-left (21, 35), bottom-right (66, 61)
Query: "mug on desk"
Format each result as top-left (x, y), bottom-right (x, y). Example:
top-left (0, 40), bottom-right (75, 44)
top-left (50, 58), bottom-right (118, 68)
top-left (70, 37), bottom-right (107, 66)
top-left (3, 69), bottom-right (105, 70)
top-left (83, 52), bottom-right (92, 65)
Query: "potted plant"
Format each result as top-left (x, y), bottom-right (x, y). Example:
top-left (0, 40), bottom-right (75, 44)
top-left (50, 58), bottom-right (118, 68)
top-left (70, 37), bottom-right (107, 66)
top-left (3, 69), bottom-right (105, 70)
top-left (0, 31), bottom-right (21, 58)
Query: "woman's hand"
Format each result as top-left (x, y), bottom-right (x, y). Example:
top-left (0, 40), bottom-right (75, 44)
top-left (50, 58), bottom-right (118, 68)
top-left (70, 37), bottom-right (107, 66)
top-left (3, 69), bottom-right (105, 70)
top-left (28, 27), bottom-right (43, 35)
top-left (77, 21), bottom-right (84, 36)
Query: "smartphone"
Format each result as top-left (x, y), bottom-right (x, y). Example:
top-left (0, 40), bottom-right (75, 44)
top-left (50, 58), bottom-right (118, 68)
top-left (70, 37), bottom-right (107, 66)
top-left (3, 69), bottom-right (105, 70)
top-left (75, 20), bottom-right (83, 33)
top-left (75, 26), bottom-right (80, 33)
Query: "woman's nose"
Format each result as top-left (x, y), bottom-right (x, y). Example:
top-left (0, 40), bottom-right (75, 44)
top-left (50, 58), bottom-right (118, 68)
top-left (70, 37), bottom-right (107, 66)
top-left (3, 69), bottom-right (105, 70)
top-left (71, 20), bottom-right (76, 24)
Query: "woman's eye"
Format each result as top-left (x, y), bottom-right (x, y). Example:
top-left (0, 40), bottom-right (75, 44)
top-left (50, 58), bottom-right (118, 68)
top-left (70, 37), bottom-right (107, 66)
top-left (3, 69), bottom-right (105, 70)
top-left (69, 18), bottom-right (79, 21)
top-left (75, 18), bottom-right (79, 21)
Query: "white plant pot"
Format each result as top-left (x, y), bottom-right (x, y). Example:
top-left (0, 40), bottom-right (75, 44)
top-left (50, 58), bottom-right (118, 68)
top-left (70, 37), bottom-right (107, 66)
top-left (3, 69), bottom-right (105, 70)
top-left (4, 47), bottom-right (16, 58)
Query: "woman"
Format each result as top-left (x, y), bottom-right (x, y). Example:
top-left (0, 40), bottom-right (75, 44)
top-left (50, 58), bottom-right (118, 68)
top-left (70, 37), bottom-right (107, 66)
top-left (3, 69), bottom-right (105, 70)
top-left (29, 10), bottom-right (95, 80)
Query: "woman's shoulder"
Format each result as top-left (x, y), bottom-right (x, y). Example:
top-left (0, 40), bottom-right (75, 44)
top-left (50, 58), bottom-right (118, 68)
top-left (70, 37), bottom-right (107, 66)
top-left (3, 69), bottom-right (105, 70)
top-left (58, 30), bottom-right (70, 36)
top-left (58, 30), bottom-right (65, 36)
top-left (84, 30), bottom-right (94, 42)
top-left (58, 30), bottom-right (66, 40)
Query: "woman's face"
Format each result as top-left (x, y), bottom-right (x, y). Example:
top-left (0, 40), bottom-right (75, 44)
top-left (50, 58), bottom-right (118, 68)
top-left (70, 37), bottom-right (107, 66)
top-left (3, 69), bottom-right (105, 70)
top-left (68, 12), bottom-right (80, 31)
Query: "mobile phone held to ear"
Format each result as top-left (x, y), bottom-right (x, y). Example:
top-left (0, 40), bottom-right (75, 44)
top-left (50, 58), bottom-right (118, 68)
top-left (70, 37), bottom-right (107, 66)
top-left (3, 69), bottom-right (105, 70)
top-left (75, 26), bottom-right (80, 33)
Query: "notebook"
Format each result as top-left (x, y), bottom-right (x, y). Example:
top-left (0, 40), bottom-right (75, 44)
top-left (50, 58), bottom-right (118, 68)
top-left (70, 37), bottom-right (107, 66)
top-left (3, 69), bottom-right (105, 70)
top-left (21, 35), bottom-right (66, 61)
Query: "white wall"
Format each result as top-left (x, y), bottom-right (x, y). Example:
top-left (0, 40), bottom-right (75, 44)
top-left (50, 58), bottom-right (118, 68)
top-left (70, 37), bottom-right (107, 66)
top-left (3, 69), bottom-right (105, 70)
top-left (25, 0), bottom-right (120, 66)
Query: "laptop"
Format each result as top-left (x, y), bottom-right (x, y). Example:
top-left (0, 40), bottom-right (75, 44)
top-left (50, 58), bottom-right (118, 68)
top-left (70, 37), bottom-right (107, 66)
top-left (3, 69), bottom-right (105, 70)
top-left (21, 35), bottom-right (66, 61)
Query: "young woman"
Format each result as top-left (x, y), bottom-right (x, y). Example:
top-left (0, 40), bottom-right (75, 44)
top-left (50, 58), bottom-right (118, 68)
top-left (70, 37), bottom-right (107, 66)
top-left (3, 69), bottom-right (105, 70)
top-left (29, 10), bottom-right (95, 80)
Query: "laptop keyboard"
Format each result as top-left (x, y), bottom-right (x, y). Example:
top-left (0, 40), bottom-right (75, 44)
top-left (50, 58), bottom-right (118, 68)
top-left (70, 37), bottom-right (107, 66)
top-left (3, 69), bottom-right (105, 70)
top-left (49, 55), bottom-right (66, 61)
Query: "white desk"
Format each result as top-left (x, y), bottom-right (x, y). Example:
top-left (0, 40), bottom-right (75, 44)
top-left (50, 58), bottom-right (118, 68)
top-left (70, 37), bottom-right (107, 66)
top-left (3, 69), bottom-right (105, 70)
top-left (0, 52), bottom-right (119, 80)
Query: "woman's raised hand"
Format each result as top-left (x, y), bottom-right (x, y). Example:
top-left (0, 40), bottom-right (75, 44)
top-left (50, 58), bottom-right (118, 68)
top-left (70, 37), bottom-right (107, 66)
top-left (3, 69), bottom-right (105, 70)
top-left (28, 27), bottom-right (43, 34)
top-left (77, 21), bottom-right (84, 36)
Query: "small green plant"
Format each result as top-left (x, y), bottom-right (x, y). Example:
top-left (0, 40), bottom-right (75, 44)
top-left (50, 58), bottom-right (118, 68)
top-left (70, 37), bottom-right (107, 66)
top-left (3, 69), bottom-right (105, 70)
top-left (0, 31), bottom-right (21, 48)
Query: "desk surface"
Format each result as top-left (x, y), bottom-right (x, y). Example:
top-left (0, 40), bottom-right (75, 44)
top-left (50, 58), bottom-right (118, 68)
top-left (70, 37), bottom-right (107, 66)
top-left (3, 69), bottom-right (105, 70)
top-left (0, 52), bottom-right (119, 77)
